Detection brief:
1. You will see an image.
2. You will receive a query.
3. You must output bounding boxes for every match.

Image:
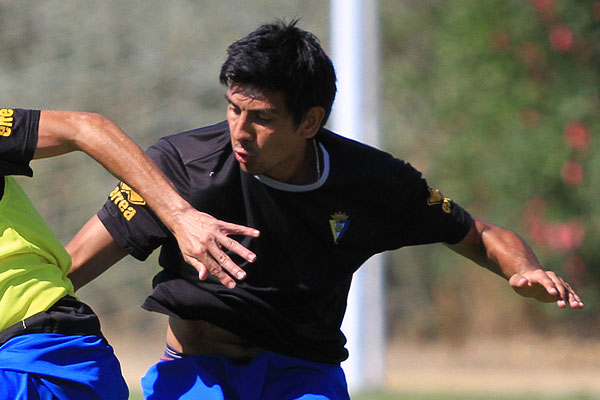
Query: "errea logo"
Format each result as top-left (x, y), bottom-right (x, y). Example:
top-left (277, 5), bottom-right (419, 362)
top-left (0, 108), bottom-right (14, 137)
top-left (109, 182), bottom-right (147, 221)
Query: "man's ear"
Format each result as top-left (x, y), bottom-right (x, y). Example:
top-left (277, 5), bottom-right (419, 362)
top-left (299, 106), bottom-right (325, 139)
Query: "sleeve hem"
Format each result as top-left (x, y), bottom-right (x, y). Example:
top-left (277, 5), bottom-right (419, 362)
top-left (97, 206), bottom-right (153, 261)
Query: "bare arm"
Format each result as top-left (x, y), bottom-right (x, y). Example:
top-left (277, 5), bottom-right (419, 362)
top-left (37, 110), bottom-right (259, 288)
top-left (66, 215), bottom-right (128, 291)
top-left (448, 217), bottom-right (584, 309)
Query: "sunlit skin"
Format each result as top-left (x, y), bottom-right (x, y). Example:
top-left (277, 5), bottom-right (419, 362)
top-left (226, 85), bottom-right (324, 185)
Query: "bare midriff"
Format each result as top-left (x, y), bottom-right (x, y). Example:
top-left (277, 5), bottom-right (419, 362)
top-left (166, 316), bottom-right (263, 362)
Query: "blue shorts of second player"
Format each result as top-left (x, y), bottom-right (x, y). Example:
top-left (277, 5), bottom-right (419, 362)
top-left (141, 349), bottom-right (350, 400)
top-left (0, 332), bottom-right (128, 400)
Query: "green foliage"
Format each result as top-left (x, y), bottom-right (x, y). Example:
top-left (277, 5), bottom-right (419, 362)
top-left (3, 0), bottom-right (596, 347)
top-left (382, 0), bottom-right (599, 335)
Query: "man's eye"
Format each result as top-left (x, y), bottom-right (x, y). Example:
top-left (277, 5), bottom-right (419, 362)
top-left (255, 114), bottom-right (273, 122)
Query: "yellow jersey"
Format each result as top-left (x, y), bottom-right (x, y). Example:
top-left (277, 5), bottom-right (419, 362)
top-left (0, 176), bottom-right (75, 331)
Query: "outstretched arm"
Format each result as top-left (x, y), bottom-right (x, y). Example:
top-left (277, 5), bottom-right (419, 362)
top-left (447, 217), bottom-right (584, 309)
top-left (37, 110), bottom-right (259, 288)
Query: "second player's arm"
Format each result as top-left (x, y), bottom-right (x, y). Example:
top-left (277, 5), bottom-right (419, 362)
top-left (67, 215), bottom-right (128, 290)
top-left (37, 110), bottom-right (259, 288)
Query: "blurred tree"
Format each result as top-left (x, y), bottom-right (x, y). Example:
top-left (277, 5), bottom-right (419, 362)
top-left (2, 0), bottom-right (596, 346)
top-left (0, 0), bottom-right (330, 345)
top-left (382, 0), bottom-right (599, 339)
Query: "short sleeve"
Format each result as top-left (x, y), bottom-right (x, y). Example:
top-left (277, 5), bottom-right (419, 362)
top-left (0, 108), bottom-right (40, 176)
top-left (389, 159), bottom-right (473, 246)
top-left (97, 139), bottom-right (190, 260)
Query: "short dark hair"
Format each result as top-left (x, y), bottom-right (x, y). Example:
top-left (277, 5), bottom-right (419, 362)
top-left (220, 19), bottom-right (337, 127)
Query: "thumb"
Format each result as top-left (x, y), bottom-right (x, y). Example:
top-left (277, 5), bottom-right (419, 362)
top-left (509, 273), bottom-right (530, 289)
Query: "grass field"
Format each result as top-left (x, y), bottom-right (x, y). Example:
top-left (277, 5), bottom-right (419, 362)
top-left (369, 396), bottom-right (592, 400)
top-left (129, 391), bottom-right (596, 399)
top-left (118, 332), bottom-right (600, 400)
top-left (356, 393), bottom-right (596, 400)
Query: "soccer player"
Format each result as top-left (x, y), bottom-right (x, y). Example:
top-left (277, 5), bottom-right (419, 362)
top-left (67, 21), bottom-right (584, 399)
top-left (0, 108), bottom-right (258, 399)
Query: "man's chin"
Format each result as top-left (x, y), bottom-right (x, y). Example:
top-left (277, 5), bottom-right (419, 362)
top-left (238, 163), bottom-right (260, 175)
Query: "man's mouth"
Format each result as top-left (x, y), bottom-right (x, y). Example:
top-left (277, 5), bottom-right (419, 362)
top-left (234, 147), bottom-right (254, 164)
top-left (235, 152), bottom-right (250, 164)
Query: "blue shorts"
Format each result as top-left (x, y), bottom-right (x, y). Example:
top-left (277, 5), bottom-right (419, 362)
top-left (0, 332), bottom-right (128, 400)
top-left (141, 351), bottom-right (350, 400)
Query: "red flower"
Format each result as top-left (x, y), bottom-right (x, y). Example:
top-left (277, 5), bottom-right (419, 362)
top-left (531, 0), bottom-right (554, 12)
top-left (561, 160), bottom-right (584, 185)
top-left (544, 221), bottom-right (585, 252)
top-left (564, 122), bottom-right (591, 151)
top-left (550, 25), bottom-right (573, 52)
top-left (531, 0), bottom-right (555, 21)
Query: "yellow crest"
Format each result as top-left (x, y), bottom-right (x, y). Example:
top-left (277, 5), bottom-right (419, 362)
top-left (329, 212), bottom-right (350, 244)
top-left (427, 188), bottom-right (452, 214)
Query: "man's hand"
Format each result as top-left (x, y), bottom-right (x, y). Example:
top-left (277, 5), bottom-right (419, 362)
top-left (449, 218), bottom-right (584, 310)
top-left (509, 269), bottom-right (584, 309)
top-left (170, 209), bottom-right (260, 289)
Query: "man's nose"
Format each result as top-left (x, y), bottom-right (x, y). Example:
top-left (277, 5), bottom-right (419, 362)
top-left (232, 114), bottom-right (254, 141)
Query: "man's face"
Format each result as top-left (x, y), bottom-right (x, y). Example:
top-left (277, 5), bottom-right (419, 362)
top-left (226, 85), bottom-right (312, 184)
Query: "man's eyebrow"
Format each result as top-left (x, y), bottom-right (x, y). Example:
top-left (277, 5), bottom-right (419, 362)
top-left (224, 93), bottom-right (236, 106)
top-left (224, 93), bottom-right (279, 114)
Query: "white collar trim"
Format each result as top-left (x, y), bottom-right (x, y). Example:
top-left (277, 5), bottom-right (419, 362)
top-left (253, 142), bottom-right (329, 192)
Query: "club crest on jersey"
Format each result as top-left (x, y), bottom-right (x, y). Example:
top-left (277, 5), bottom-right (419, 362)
top-left (427, 188), bottom-right (452, 214)
top-left (108, 182), bottom-right (147, 221)
top-left (329, 212), bottom-right (350, 244)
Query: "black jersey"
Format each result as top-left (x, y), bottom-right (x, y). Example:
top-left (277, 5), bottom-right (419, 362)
top-left (0, 108), bottom-right (39, 197)
top-left (98, 121), bottom-right (473, 364)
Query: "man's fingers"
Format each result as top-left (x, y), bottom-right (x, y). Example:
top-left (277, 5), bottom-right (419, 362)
top-left (570, 294), bottom-right (585, 309)
top-left (184, 239), bottom-right (249, 288)
top-left (545, 271), bottom-right (583, 309)
top-left (564, 282), bottom-right (585, 309)
top-left (511, 269), bottom-right (585, 309)
top-left (536, 270), bottom-right (562, 298)
top-left (197, 252), bottom-right (238, 289)
top-left (220, 221), bottom-right (260, 238)
top-left (175, 215), bottom-right (259, 288)
top-left (212, 246), bottom-right (247, 281)
top-left (209, 220), bottom-right (259, 263)
top-left (184, 256), bottom-right (209, 281)
top-left (221, 236), bottom-right (257, 264)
